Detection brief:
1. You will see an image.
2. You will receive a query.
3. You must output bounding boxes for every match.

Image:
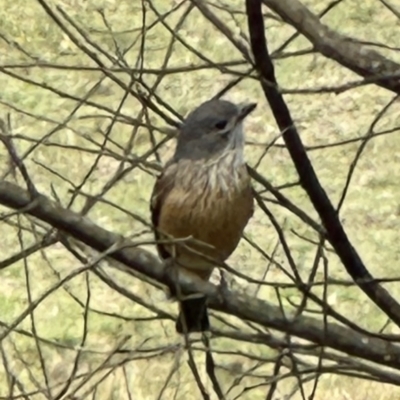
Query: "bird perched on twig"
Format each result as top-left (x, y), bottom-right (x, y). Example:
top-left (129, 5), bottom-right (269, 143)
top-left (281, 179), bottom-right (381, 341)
top-left (150, 98), bottom-right (256, 334)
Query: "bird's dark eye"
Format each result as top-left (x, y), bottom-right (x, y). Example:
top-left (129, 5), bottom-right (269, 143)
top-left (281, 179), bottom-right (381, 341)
top-left (215, 120), bottom-right (228, 130)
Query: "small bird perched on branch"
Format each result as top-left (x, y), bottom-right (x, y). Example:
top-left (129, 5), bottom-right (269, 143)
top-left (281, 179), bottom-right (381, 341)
top-left (150, 98), bottom-right (256, 334)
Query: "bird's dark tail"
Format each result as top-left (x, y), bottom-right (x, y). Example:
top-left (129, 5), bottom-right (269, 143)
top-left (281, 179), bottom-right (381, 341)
top-left (176, 296), bottom-right (210, 334)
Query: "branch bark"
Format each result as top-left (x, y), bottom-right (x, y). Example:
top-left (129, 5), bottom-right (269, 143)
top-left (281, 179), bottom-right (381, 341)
top-left (246, 0), bottom-right (400, 327)
top-left (1, 181), bottom-right (400, 370)
top-left (263, 0), bottom-right (400, 94)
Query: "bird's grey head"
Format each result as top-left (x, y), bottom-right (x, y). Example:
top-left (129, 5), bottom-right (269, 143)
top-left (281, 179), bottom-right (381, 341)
top-left (174, 99), bottom-right (257, 161)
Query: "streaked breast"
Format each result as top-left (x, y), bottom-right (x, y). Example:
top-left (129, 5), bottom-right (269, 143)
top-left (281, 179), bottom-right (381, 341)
top-left (158, 151), bottom-right (254, 264)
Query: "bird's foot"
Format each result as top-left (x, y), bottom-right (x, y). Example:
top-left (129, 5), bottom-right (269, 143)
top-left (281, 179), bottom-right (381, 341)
top-left (163, 258), bottom-right (180, 299)
top-left (217, 270), bottom-right (233, 305)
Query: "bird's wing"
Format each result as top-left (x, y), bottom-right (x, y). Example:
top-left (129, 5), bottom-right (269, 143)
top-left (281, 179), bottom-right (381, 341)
top-left (150, 163), bottom-right (176, 260)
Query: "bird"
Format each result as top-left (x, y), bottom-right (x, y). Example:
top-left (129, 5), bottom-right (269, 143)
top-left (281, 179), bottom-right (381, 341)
top-left (150, 98), bottom-right (256, 334)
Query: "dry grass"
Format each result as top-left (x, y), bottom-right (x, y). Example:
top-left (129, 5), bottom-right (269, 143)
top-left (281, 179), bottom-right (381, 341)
top-left (1, 0), bottom-right (400, 399)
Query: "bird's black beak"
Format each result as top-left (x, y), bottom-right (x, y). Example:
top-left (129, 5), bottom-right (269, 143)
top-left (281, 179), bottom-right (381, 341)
top-left (238, 102), bottom-right (257, 121)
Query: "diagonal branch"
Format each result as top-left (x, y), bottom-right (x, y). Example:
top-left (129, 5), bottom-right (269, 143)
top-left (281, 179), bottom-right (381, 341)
top-left (1, 181), bottom-right (400, 370)
top-left (246, 0), bottom-right (400, 327)
top-left (262, 0), bottom-right (400, 94)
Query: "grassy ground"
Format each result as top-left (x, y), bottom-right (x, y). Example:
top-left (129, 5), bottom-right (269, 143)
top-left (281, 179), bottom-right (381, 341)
top-left (1, 0), bottom-right (400, 398)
